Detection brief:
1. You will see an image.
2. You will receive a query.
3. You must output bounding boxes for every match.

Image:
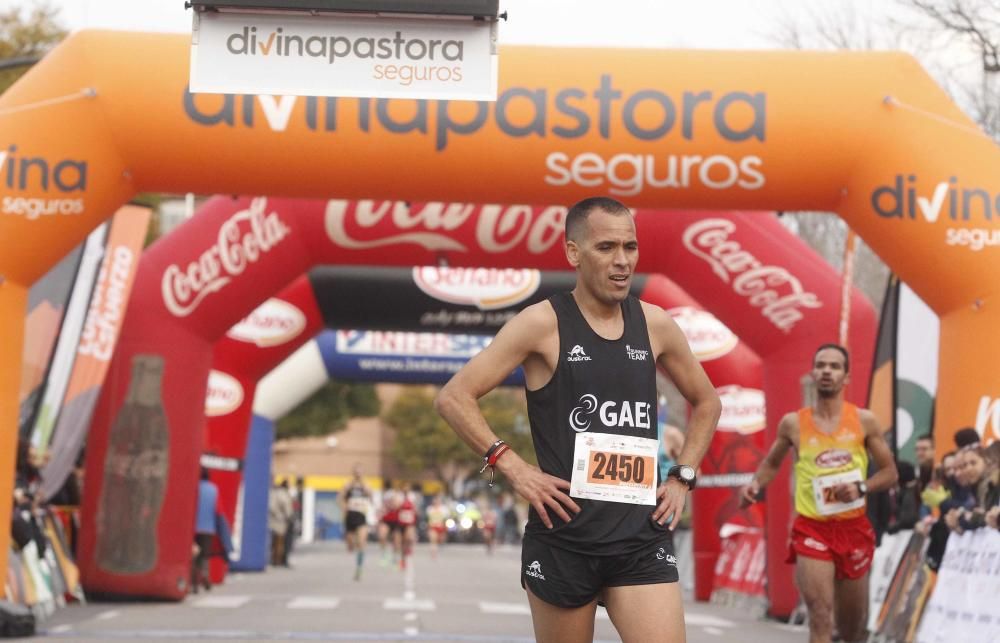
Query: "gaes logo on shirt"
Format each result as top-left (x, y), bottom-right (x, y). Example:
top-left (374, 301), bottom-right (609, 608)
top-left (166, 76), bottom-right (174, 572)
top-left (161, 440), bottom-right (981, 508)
top-left (567, 344), bottom-right (592, 362)
top-left (569, 394), bottom-right (652, 432)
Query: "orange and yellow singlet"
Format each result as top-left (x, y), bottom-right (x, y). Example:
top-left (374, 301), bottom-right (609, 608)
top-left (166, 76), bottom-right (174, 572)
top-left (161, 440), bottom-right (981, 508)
top-left (794, 403), bottom-right (868, 521)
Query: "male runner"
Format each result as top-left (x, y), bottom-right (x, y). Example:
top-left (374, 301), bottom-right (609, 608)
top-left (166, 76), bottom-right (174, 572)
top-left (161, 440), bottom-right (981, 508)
top-left (437, 197), bottom-right (721, 643)
top-left (341, 467), bottom-right (372, 581)
top-left (740, 344), bottom-right (898, 643)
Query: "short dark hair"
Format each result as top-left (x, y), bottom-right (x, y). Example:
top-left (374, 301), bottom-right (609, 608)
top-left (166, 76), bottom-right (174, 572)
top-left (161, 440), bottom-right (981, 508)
top-left (916, 434), bottom-right (933, 444)
top-left (953, 427), bottom-right (980, 449)
top-left (565, 197), bottom-right (631, 242)
top-left (813, 343), bottom-right (850, 373)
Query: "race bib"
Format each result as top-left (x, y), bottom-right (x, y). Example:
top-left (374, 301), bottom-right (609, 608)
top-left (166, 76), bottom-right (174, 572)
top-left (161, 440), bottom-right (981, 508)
top-left (570, 432), bottom-right (658, 506)
top-left (811, 469), bottom-right (865, 516)
top-left (347, 497), bottom-right (369, 513)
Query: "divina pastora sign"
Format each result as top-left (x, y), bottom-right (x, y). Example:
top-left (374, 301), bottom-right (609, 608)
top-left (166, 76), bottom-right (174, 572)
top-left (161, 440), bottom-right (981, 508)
top-left (190, 11), bottom-right (497, 100)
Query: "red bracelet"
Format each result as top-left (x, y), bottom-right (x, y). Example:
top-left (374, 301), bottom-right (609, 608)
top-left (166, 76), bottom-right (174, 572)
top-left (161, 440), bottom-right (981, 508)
top-left (488, 443), bottom-right (510, 467)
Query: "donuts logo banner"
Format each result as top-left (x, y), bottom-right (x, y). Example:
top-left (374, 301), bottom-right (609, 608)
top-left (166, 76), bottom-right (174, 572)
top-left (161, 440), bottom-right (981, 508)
top-left (190, 11), bottom-right (496, 100)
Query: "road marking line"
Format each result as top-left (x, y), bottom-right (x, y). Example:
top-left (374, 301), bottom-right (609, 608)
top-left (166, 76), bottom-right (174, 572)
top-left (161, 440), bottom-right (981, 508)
top-left (479, 601), bottom-right (530, 615)
top-left (191, 595), bottom-right (251, 608)
top-left (703, 626), bottom-right (725, 636)
top-left (596, 606), bottom-right (609, 620)
top-left (403, 626), bottom-right (419, 636)
top-left (384, 598), bottom-right (435, 611)
top-left (684, 613), bottom-right (735, 628)
top-left (48, 624), bottom-right (72, 633)
top-left (95, 610), bottom-right (120, 620)
top-left (287, 596), bottom-right (340, 609)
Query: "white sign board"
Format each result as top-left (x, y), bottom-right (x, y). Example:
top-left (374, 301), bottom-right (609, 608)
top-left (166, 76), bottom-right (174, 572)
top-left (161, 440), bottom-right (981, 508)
top-left (190, 11), bottom-right (497, 100)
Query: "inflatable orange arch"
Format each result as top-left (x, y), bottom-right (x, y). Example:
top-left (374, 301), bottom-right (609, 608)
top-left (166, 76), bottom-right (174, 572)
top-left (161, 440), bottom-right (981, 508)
top-left (2, 30), bottom-right (999, 595)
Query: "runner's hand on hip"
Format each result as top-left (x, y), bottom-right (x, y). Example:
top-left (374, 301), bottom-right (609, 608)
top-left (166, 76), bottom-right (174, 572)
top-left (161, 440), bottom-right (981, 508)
top-left (502, 457), bottom-right (580, 529)
top-left (653, 478), bottom-right (687, 530)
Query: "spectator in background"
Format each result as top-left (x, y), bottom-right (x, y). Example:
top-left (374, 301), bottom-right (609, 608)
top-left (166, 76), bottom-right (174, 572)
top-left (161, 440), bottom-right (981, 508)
top-left (915, 434), bottom-right (934, 491)
top-left (192, 468), bottom-right (219, 593)
top-left (268, 479), bottom-right (294, 567)
top-left (953, 427), bottom-right (981, 450)
top-left (947, 445), bottom-right (999, 533)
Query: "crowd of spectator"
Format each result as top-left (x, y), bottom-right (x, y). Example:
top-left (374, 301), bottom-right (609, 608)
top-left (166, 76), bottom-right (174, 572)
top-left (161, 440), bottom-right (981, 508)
top-left (872, 428), bottom-right (999, 569)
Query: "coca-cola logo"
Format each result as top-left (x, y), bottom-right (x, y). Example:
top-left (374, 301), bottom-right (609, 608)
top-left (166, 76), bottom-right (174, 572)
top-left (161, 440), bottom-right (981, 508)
top-left (668, 307), bottom-right (738, 361)
top-left (226, 299), bottom-right (306, 347)
top-left (814, 448), bottom-right (852, 469)
top-left (682, 219), bottom-right (822, 333)
top-left (413, 266), bottom-right (541, 310)
top-left (205, 370), bottom-right (244, 417)
top-left (162, 198), bottom-right (291, 317)
top-left (716, 385), bottom-right (766, 435)
top-left (324, 200), bottom-right (566, 256)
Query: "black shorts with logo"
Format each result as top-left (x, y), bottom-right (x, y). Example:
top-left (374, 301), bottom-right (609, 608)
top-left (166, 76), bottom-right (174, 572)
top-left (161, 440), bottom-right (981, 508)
top-left (520, 532), bottom-right (679, 608)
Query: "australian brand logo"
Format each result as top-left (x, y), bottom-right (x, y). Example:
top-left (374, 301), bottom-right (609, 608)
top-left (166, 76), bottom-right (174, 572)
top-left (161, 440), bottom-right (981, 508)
top-left (162, 198), bottom-right (291, 317)
top-left (871, 175), bottom-right (1000, 252)
top-left (682, 219), bottom-right (822, 333)
top-left (625, 344), bottom-right (649, 361)
top-left (525, 560), bottom-right (546, 580)
top-left (325, 200), bottom-right (566, 255)
top-left (413, 266), bottom-right (541, 311)
top-left (567, 345), bottom-right (591, 362)
top-left (569, 394), bottom-right (652, 433)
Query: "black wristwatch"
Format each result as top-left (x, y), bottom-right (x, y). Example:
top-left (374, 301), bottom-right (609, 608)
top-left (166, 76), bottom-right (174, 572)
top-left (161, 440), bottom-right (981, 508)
top-left (667, 465), bottom-right (697, 490)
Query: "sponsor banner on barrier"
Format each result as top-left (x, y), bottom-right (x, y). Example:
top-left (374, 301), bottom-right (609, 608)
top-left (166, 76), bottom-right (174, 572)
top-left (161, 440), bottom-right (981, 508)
top-left (226, 298), bottom-right (307, 347)
top-left (711, 527), bottom-right (766, 598)
top-left (875, 531), bottom-right (936, 642)
top-left (916, 528), bottom-right (1000, 643)
top-left (867, 529), bottom-right (914, 631)
top-left (190, 11), bottom-right (497, 100)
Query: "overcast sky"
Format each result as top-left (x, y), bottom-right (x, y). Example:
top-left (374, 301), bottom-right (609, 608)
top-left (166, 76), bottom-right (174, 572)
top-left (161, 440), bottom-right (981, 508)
top-left (2, 0), bottom-right (903, 49)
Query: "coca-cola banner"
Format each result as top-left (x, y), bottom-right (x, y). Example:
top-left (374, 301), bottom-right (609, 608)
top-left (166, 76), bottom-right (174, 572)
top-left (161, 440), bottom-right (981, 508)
top-left (81, 197), bottom-right (874, 604)
top-left (202, 275), bottom-right (324, 584)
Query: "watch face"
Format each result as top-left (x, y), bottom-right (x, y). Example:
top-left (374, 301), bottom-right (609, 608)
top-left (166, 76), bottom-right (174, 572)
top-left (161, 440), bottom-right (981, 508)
top-left (680, 466), bottom-right (695, 481)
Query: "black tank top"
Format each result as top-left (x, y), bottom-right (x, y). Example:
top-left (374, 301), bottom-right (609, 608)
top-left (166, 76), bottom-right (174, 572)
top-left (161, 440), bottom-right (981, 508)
top-left (524, 292), bottom-right (665, 555)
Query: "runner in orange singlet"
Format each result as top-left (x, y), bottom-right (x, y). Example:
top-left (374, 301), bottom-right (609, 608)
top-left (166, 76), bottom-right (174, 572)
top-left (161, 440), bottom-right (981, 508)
top-left (740, 344), bottom-right (897, 643)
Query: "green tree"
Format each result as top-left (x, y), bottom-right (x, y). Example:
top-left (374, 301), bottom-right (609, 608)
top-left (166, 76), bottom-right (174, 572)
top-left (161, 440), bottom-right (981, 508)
top-left (0, 3), bottom-right (66, 94)
top-left (384, 387), bottom-right (535, 494)
top-left (276, 381), bottom-right (380, 440)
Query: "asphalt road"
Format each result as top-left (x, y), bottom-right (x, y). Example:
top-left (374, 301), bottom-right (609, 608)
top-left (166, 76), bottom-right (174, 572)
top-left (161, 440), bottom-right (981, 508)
top-left (36, 541), bottom-right (807, 642)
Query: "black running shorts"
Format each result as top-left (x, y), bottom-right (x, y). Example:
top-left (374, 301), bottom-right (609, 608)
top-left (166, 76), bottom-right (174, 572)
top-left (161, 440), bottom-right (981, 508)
top-left (345, 510), bottom-right (367, 533)
top-left (520, 533), bottom-right (679, 608)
